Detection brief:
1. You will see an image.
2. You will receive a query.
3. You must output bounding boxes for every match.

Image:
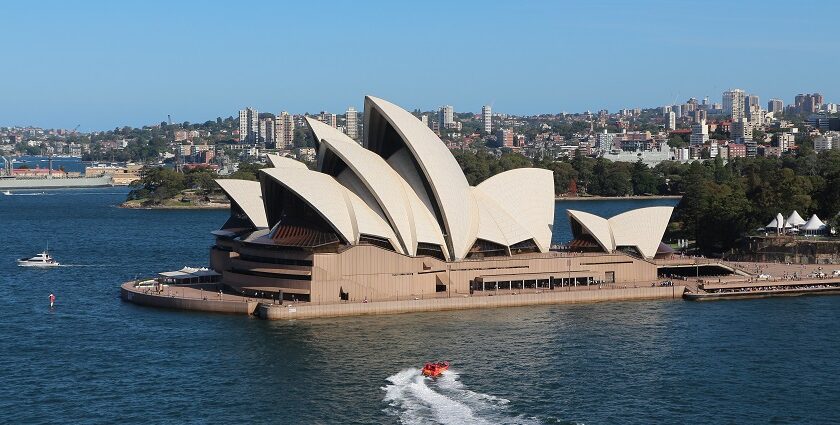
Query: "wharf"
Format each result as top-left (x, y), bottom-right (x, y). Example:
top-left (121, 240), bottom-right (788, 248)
top-left (685, 278), bottom-right (840, 301)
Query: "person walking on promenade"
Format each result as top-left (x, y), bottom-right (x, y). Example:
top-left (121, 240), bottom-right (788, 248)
top-left (49, 293), bottom-right (56, 308)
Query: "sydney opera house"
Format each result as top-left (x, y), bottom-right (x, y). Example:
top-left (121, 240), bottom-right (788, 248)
top-left (210, 96), bottom-right (674, 304)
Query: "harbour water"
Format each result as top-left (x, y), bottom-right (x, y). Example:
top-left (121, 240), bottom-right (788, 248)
top-left (3, 189), bottom-right (840, 424)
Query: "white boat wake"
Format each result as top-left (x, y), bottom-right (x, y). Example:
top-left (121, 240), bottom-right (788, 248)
top-left (382, 368), bottom-right (541, 425)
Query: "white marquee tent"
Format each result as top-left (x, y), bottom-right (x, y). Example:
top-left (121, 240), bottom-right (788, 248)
top-left (802, 214), bottom-right (827, 235)
top-left (786, 210), bottom-right (806, 228)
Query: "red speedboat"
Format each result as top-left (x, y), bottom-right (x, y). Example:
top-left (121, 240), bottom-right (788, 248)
top-left (422, 361), bottom-right (450, 377)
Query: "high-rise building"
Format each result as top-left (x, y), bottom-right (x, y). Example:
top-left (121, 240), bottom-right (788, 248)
top-left (794, 93), bottom-right (823, 114)
top-left (259, 117), bottom-right (274, 146)
top-left (238, 107), bottom-right (259, 143)
top-left (746, 94), bottom-right (760, 110)
top-left (723, 89), bottom-right (746, 121)
top-left (689, 120), bottom-right (709, 146)
top-left (665, 111), bottom-right (676, 130)
top-left (439, 105), bottom-right (454, 129)
top-left (345, 107), bottom-right (358, 140)
top-left (319, 112), bottom-right (337, 128)
top-left (481, 105), bottom-right (492, 134)
top-left (274, 111), bottom-right (295, 149)
top-left (421, 115), bottom-right (429, 127)
top-left (768, 99), bottom-right (784, 114)
top-left (731, 118), bottom-right (753, 142)
top-left (693, 109), bottom-right (707, 124)
top-left (672, 104), bottom-right (682, 119)
top-left (747, 105), bottom-right (764, 126)
top-left (496, 128), bottom-right (514, 147)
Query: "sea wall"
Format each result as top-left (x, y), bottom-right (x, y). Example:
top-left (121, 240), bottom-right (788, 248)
top-left (729, 236), bottom-right (840, 264)
top-left (258, 285), bottom-right (685, 320)
top-left (120, 284), bottom-right (258, 315)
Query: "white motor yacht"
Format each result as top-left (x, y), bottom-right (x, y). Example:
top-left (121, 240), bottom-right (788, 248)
top-left (17, 251), bottom-right (60, 267)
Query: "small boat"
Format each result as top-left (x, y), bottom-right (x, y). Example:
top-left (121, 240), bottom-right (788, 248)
top-left (17, 251), bottom-right (60, 267)
top-left (2, 190), bottom-right (11, 195)
top-left (421, 361), bottom-right (450, 378)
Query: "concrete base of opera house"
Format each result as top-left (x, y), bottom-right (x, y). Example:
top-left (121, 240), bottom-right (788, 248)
top-left (257, 285), bottom-right (685, 320)
top-left (120, 282), bottom-right (260, 315)
top-left (120, 281), bottom-right (685, 320)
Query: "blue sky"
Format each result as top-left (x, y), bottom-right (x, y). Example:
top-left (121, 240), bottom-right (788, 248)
top-left (1, 0), bottom-right (837, 131)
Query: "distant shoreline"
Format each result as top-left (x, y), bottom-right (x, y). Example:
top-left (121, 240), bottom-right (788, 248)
top-left (555, 195), bottom-right (682, 201)
top-left (119, 200), bottom-right (229, 210)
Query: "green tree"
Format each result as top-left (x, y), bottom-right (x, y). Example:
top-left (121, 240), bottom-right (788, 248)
top-left (630, 160), bottom-right (660, 195)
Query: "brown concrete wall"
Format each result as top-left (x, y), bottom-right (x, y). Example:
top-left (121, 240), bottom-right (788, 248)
top-left (209, 246), bottom-right (236, 272)
top-left (259, 285), bottom-right (685, 320)
top-left (120, 285), bottom-right (258, 315)
top-left (311, 245), bottom-right (444, 303)
top-left (228, 258), bottom-right (311, 275)
top-left (222, 270), bottom-right (311, 292)
top-left (308, 246), bottom-right (658, 304)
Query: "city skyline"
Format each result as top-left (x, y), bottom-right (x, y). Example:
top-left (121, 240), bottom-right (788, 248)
top-left (2, 0), bottom-right (839, 130)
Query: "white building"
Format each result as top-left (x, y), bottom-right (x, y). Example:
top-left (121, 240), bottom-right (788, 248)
top-left (747, 105), bottom-right (764, 126)
top-left (731, 118), bottom-right (752, 142)
top-left (814, 136), bottom-right (833, 152)
top-left (239, 107), bottom-right (259, 144)
top-left (665, 111), bottom-right (676, 130)
top-left (776, 133), bottom-right (795, 151)
top-left (439, 105), bottom-right (455, 129)
top-left (689, 120), bottom-right (709, 145)
top-left (345, 107), bottom-right (358, 140)
top-left (723, 89), bottom-right (746, 121)
top-left (481, 105), bottom-right (492, 134)
top-left (274, 111), bottom-right (295, 149)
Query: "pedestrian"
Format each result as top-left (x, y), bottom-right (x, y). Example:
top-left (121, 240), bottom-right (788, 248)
top-left (49, 293), bottom-right (55, 308)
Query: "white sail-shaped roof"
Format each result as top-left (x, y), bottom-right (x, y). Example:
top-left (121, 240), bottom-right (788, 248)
top-left (365, 96), bottom-right (479, 260)
top-left (609, 207), bottom-right (674, 258)
top-left (306, 117), bottom-right (445, 256)
top-left (802, 214), bottom-right (826, 231)
top-left (475, 168), bottom-right (554, 252)
top-left (215, 179), bottom-right (268, 229)
top-left (260, 168), bottom-right (400, 251)
top-left (471, 188), bottom-right (532, 248)
top-left (266, 153), bottom-right (307, 169)
top-left (567, 210), bottom-right (615, 252)
top-left (567, 206), bottom-right (674, 259)
top-left (765, 218), bottom-right (778, 229)
top-left (786, 210), bottom-right (806, 227)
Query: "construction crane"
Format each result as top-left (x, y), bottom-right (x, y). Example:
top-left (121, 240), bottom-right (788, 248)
top-left (72, 124), bottom-right (80, 134)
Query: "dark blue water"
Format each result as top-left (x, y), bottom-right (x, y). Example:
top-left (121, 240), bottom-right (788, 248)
top-left (2, 190), bottom-right (838, 424)
top-left (12, 155), bottom-right (86, 173)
